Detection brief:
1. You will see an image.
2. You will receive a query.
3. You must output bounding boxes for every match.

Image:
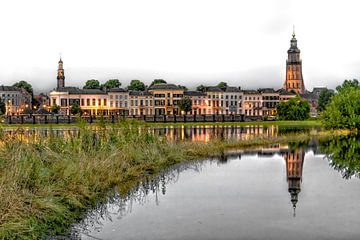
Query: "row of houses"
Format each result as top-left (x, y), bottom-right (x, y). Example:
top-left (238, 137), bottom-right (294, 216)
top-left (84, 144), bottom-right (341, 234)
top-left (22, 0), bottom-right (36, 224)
top-left (0, 86), bottom-right (32, 114)
top-left (48, 84), bottom-right (298, 117)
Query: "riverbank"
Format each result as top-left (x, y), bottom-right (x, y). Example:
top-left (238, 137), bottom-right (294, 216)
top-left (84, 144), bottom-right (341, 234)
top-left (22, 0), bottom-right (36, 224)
top-left (0, 121), bottom-right (348, 239)
top-left (0, 119), bottom-right (321, 129)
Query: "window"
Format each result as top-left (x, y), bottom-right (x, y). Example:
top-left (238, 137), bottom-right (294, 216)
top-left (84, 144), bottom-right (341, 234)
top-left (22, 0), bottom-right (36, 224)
top-left (92, 99), bottom-right (96, 106)
top-left (87, 99), bottom-right (90, 106)
top-left (81, 99), bottom-right (85, 106)
top-left (103, 99), bottom-right (107, 106)
top-left (98, 99), bottom-right (101, 106)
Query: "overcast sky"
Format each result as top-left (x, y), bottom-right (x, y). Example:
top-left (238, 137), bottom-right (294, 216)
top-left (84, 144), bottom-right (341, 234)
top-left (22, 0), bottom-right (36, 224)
top-left (0, 0), bottom-right (360, 93)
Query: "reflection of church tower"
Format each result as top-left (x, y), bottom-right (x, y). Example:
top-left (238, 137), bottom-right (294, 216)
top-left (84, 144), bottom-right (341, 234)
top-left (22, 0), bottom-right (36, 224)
top-left (57, 57), bottom-right (65, 89)
top-left (284, 28), bottom-right (305, 94)
top-left (284, 149), bottom-right (305, 216)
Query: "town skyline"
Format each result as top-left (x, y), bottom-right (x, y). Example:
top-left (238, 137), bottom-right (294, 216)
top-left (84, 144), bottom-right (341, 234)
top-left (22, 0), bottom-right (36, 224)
top-left (1, 0), bottom-right (360, 93)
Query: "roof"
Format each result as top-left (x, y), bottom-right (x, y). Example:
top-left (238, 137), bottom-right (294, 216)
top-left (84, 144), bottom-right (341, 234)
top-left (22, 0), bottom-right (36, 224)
top-left (224, 86), bottom-right (241, 92)
top-left (242, 90), bottom-right (260, 94)
top-left (129, 91), bottom-right (153, 96)
top-left (277, 88), bottom-right (297, 96)
top-left (258, 88), bottom-right (277, 93)
top-left (184, 91), bottom-right (206, 97)
top-left (204, 86), bottom-right (223, 92)
top-left (0, 85), bottom-right (22, 92)
top-left (56, 87), bottom-right (107, 95)
top-left (148, 83), bottom-right (181, 90)
top-left (108, 88), bottom-right (127, 93)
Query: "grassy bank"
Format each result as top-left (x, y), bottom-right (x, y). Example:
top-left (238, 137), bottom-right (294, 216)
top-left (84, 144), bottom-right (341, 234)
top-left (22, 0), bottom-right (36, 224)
top-left (0, 120), bottom-right (348, 239)
top-left (0, 119), bottom-right (321, 129)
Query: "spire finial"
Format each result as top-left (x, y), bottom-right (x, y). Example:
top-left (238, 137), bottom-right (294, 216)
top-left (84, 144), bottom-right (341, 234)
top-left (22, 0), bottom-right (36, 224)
top-left (59, 53), bottom-right (62, 62)
top-left (292, 25), bottom-right (296, 38)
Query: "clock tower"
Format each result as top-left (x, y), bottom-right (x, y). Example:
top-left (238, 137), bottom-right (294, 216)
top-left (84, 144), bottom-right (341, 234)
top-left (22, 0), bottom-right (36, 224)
top-left (284, 29), bottom-right (305, 94)
top-left (57, 57), bottom-right (65, 89)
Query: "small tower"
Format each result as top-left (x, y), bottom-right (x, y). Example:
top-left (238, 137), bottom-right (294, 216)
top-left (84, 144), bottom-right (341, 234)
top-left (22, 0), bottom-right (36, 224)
top-left (284, 148), bottom-right (305, 216)
top-left (284, 28), bottom-right (305, 94)
top-left (57, 57), bottom-right (65, 89)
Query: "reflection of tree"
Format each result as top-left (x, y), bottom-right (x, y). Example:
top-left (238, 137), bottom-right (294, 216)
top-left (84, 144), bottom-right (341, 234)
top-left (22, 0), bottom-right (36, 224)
top-left (320, 135), bottom-right (360, 179)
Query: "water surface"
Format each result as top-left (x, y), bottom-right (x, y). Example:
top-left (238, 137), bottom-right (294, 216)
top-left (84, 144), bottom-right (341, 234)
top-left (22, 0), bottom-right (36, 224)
top-left (72, 141), bottom-right (360, 240)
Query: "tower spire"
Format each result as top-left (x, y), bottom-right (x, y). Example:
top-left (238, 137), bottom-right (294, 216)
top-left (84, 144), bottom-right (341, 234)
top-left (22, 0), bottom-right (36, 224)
top-left (57, 56), bottom-right (65, 89)
top-left (292, 25), bottom-right (296, 38)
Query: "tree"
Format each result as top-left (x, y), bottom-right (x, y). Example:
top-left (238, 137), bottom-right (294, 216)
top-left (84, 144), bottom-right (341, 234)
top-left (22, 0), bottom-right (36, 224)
top-left (128, 80), bottom-right (145, 91)
top-left (13, 80), bottom-right (33, 95)
top-left (178, 97), bottom-right (192, 114)
top-left (51, 104), bottom-right (60, 114)
top-left (83, 79), bottom-right (101, 89)
top-left (0, 99), bottom-right (5, 115)
top-left (150, 79), bottom-right (167, 86)
top-left (101, 79), bottom-right (121, 90)
top-left (177, 85), bottom-right (188, 90)
top-left (317, 89), bottom-right (334, 112)
top-left (70, 102), bottom-right (82, 115)
top-left (196, 84), bottom-right (205, 92)
top-left (277, 97), bottom-right (310, 120)
top-left (336, 79), bottom-right (359, 93)
top-left (217, 82), bottom-right (228, 89)
top-left (321, 81), bottom-right (360, 130)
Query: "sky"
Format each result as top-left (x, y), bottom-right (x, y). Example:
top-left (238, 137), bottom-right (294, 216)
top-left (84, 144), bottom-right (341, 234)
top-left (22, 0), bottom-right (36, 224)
top-left (0, 0), bottom-right (360, 93)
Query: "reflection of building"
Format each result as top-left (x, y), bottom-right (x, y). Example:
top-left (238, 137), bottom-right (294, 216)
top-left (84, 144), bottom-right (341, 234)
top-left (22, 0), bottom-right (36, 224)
top-left (284, 149), bottom-right (305, 215)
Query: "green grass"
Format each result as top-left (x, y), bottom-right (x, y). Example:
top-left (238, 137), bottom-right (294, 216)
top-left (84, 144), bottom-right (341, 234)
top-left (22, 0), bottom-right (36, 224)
top-left (0, 119), bottom-right (321, 129)
top-left (0, 119), bottom-right (347, 239)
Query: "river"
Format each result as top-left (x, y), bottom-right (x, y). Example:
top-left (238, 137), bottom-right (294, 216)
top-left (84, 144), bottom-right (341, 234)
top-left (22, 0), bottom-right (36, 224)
top-left (68, 135), bottom-right (360, 240)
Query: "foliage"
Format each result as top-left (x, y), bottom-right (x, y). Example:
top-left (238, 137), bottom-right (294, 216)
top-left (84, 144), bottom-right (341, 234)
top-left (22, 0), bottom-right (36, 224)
top-left (70, 102), bottom-right (82, 115)
top-left (51, 104), bottom-right (60, 114)
top-left (317, 89), bottom-right (334, 112)
top-left (0, 100), bottom-right (5, 115)
top-left (83, 79), bottom-right (101, 89)
top-left (127, 80), bottom-right (145, 91)
top-left (320, 135), bottom-right (360, 179)
top-left (101, 79), bottom-right (121, 90)
top-left (178, 97), bottom-right (192, 114)
top-left (335, 79), bottom-right (359, 93)
top-left (277, 97), bottom-right (310, 120)
top-left (217, 82), bottom-right (228, 89)
top-left (321, 83), bottom-right (360, 129)
top-left (177, 85), bottom-right (188, 90)
top-left (196, 84), bottom-right (205, 92)
top-left (150, 79), bottom-right (167, 86)
top-left (13, 80), bottom-right (33, 95)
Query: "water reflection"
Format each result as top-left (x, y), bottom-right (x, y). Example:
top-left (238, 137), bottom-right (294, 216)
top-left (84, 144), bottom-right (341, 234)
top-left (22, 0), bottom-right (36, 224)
top-left (67, 135), bottom-right (360, 239)
top-left (1, 124), bottom-right (316, 143)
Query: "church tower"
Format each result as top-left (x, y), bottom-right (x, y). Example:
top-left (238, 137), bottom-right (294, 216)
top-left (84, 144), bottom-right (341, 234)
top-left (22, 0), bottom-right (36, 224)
top-left (57, 57), bottom-right (65, 89)
top-left (284, 29), bottom-right (305, 94)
